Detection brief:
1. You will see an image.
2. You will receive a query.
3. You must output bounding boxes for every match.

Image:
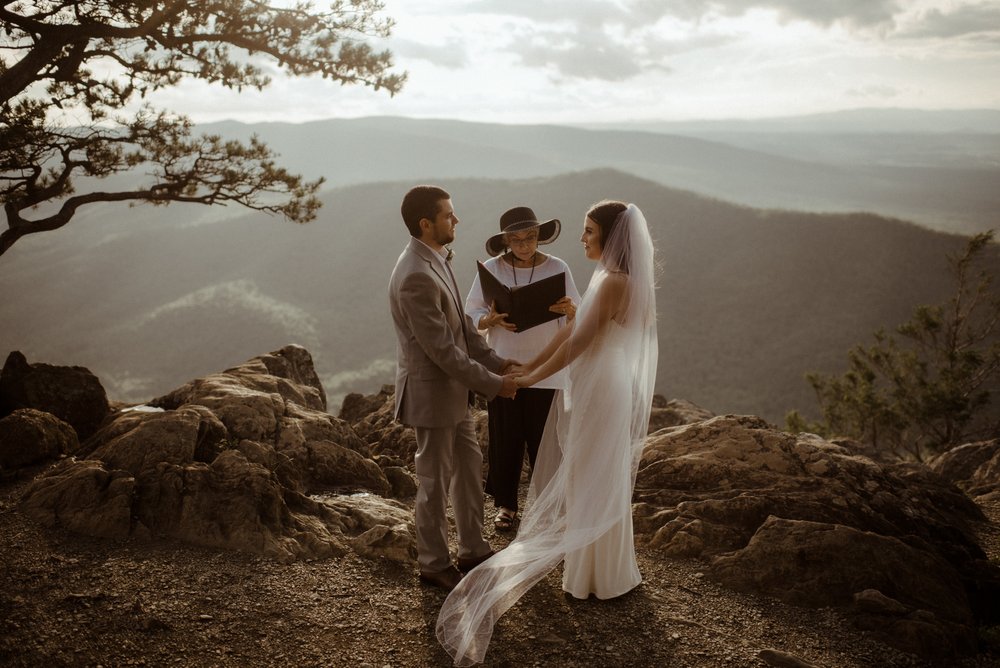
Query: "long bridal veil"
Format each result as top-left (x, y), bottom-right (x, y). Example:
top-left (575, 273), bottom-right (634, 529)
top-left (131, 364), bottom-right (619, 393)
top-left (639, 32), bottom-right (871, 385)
top-left (436, 204), bottom-right (658, 666)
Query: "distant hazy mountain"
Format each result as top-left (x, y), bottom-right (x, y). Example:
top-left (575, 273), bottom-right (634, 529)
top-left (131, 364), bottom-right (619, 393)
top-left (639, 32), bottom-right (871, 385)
top-left (195, 115), bottom-right (1000, 235)
top-left (0, 169), bottom-right (975, 425)
top-left (587, 108), bottom-right (1000, 134)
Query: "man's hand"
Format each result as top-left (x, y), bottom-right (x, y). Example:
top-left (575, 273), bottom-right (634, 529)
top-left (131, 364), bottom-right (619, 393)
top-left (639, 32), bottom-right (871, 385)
top-left (500, 359), bottom-right (523, 375)
top-left (499, 374), bottom-right (519, 398)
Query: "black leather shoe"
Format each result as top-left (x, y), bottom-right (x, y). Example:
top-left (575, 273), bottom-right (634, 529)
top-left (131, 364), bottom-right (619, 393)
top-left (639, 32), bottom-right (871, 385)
top-left (419, 565), bottom-right (464, 592)
top-left (456, 549), bottom-right (495, 573)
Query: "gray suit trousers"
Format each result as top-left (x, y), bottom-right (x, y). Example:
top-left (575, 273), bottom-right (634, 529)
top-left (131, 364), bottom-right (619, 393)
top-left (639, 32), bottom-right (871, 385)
top-left (414, 409), bottom-right (492, 573)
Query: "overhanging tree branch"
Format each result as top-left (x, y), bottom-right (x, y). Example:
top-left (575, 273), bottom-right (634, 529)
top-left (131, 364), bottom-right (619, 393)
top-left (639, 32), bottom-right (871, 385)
top-left (1, 1), bottom-right (404, 258)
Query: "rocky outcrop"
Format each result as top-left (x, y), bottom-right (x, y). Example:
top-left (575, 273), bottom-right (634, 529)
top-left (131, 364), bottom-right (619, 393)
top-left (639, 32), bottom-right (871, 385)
top-left (929, 439), bottom-right (1000, 500)
top-left (633, 415), bottom-right (1000, 661)
top-left (21, 459), bottom-right (135, 538)
top-left (144, 347), bottom-right (386, 495)
top-left (648, 396), bottom-right (714, 432)
top-left (710, 517), bottom-right (977, 659)
top-left (340, 385), bottom-right (395, 424)
top-left (340, 386), bottom-right (448, 495)
top-left (346, 386), bottom-right (417, 464)
top-left (0, 351), bottom-right (110, 440)
top-left (20, 345), bottom-right (412, 563)
top-left (0, 408), bottom-right (79, 470)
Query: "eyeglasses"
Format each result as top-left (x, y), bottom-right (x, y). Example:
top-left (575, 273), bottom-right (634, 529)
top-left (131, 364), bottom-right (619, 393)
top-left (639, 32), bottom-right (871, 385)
top-left (506, 233), bottom-right (538, 246)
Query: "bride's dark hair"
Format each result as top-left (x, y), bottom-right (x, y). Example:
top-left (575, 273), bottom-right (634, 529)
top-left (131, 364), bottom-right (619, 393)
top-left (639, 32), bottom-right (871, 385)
top-left (586, 200), bottom-right (627, 238)
top-left (586, 199), bottom-right (629, 271)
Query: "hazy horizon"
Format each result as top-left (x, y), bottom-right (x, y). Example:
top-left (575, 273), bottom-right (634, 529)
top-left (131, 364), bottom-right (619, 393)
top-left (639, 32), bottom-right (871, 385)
top-left (196, 106), bottom-right (1000, 128)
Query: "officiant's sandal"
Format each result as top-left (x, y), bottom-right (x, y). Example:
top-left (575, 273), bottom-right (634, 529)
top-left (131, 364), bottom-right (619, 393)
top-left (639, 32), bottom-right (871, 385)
top-left (494, 507), bottom-right (517, 532)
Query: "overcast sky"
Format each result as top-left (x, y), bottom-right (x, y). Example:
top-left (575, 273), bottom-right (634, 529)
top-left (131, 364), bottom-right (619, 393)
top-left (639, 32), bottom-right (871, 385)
top-left (154, 0), bottom-right (1000, 125)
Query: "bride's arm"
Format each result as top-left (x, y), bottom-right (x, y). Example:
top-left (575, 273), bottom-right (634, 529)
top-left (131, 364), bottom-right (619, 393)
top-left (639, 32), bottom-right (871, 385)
top-left (517, 275), bottom-right (625, 386)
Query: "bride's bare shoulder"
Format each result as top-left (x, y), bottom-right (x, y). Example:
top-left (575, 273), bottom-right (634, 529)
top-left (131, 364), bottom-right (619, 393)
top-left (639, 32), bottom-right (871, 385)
top-left (603, 271), bottom-right (628, 293)
top-left (596, 272), bottom-right (627, 315)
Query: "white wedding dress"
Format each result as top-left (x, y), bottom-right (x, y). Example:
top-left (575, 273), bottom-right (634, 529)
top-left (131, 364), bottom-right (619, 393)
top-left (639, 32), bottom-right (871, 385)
top-left (560, 322), bottom-right (642, 599)
top-left (436, 204), bottom-right (658, 666)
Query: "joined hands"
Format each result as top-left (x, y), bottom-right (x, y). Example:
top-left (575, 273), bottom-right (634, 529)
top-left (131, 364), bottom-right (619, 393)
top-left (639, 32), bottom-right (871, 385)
top-left (499, 359), bottom-right (536, 397)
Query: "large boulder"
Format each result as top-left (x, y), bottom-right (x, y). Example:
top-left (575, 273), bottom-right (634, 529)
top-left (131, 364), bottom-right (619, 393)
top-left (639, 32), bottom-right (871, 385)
top-left (633, 415), bottom-right (1000, 661)
top-left (131, 450), bottom-right (349, 561)
top-left (710, 517), bottom-right (977, 661)
top-left (0, 408), bottom-right (79, 470)
top-left (146, 345), bottom-right (386, 495)
top-left (317, 493), bottom-right (416, 563)
top-left (21, 459), bottom-right (134, 538)
top-left (151, 345), bottom-right (328, 439)
top-left (0, 351), bottom-right (110, 440)
top-left (929, 439), bottom-right (1000, 500)
top-left (339, 385), bottom-right (395, 424)
top-left (648, 397), bottom-right (714, 433)
top-left (20, 346), bottom-right (408, 563)
top-left (347, 386), bottom-right (417, 464)
top-left (80, 405), bottom-right (227, 474)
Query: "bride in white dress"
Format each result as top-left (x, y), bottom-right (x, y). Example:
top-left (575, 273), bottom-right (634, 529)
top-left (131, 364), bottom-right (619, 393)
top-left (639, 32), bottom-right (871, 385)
top-left (436, 201), bottom-right (658, 666)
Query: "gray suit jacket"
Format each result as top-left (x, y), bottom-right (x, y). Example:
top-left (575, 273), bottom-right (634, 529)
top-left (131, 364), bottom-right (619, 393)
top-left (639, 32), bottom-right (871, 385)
top-left (389, 237), bottom-right (504, 428)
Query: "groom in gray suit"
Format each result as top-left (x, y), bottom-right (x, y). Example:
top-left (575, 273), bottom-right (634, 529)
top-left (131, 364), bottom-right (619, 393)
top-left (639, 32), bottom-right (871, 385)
top-left (389, 185), bottom-right (518, 591)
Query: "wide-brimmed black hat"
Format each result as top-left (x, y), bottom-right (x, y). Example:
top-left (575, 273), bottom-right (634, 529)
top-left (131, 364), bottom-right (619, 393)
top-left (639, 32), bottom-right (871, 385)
top-left (485, 206), bottom-right (561, 257)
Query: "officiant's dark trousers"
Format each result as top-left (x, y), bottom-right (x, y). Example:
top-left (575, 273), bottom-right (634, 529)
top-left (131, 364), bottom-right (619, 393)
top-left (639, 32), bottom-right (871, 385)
top-left (485, 388), bottom-right (555, 513)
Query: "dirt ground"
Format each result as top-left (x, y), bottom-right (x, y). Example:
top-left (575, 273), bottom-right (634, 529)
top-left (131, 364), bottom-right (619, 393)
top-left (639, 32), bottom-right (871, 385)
top-left (2, 469), bottom-right (998, 668)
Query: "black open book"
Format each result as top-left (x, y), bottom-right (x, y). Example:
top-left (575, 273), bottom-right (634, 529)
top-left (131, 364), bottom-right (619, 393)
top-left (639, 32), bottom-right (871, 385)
top-left (477, 261), bottom-right (566, 332)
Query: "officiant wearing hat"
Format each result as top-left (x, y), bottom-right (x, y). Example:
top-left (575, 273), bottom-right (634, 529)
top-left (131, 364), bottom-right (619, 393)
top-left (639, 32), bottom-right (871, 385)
top-left (465, 206), bottom-right (581, 532)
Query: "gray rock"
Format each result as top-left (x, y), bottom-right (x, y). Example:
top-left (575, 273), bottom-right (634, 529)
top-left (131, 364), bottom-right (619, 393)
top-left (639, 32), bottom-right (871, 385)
top-left (635, 416), bottom-right (984, 560)
top-left (151, 344), bottom-right (327, 430)
top-left (339, 385), bottom-right (394, 424)
top-left (757, 648), bottom-right (819, 668)
top-left (19, 346), bottom-right (407, 564)
top-left (648, 398), bottom-right (714, 433)
top-left (318, 493), bottom-right (415, 563)
top-left (21, 459), bottom-right (134, 538)
top-left (929, 439), bottom-right (1000, 499)
top-left (0, 408), bottom-right (79, 469)
top-left (0, 351), bottom-right (110, 440)
top-left (349, 388), bottom-right (418, 465)
top-left (634, 414), bottom-right (999, 662)
top-left (383, 465), bottom-right (418, 498)
top-left (132, 449), bottom-right (349, 561)
top-left (82, 405), bottom-right (227, 475)
top-left (710, 517), bottom-right (972, 626)
top-left (853, 589), bottom-right (911, 616)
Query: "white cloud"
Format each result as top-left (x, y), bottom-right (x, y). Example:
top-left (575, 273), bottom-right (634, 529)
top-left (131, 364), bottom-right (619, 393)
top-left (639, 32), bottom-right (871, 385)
top-left (464, 0), bottom-right (903, 30)
top-left (133, 0), bottom-right (1000, 124)
top-left (896, 2), bottom-right (1000, 40)
top-left (846, 83), bottom-right (903, 99)
top-left (510, 25), bottom-right (664, 81)
top-left (390, 37), bottom-right (470, 69)
top-left (711, 0), bottom-right (902, 28)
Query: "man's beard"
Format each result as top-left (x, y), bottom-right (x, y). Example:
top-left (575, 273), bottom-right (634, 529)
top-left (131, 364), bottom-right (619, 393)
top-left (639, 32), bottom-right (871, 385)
top-left (434, 227), bottom-right (455, 246)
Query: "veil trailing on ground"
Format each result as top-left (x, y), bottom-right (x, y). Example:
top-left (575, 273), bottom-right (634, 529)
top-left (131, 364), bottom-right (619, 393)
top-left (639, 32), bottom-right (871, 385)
top-left (436, 204), bottom-right (658, 667)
